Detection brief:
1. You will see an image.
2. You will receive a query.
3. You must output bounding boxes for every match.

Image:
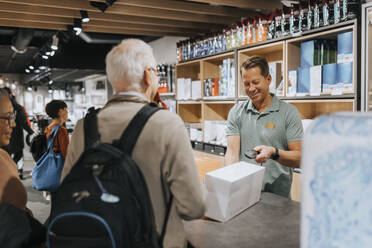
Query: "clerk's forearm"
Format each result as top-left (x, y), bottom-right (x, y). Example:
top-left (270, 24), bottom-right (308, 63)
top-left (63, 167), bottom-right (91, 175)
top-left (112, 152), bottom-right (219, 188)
top-left (276, 150), bottom-right (301, 168)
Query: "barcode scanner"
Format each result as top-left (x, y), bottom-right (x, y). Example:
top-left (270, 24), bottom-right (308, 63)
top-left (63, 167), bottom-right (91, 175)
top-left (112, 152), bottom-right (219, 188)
top-left (244, 149), bottom-right (258, 159)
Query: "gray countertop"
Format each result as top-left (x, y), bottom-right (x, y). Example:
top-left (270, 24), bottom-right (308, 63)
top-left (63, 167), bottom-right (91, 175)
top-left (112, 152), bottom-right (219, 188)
top-left (183, 192), bottom-right (300, 248)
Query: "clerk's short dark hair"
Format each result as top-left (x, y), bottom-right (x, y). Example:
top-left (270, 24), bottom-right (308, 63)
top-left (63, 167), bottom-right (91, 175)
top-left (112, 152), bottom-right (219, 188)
top-left (241, 56), bottom-right (269, 78)
top-left (45, 100), bottom-right (67, 119)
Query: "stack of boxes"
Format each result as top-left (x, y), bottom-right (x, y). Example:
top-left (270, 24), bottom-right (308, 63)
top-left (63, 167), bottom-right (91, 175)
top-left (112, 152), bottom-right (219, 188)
top-left (288, 30), bottom-right (353, 96)
top-left (204, 58), bottom-right (235, 98)
top-left (177, 78), bottom-right (202, 100)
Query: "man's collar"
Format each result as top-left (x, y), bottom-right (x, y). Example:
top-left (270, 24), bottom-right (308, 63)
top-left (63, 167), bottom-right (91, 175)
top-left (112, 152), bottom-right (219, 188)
top-left (245, 94), bottom-right (280, 114)
top-left (106, 92), bottom-right (149, 105)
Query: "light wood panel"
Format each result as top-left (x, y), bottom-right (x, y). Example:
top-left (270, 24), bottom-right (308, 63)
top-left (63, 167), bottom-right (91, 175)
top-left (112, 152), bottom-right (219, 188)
top-left (287, 100), bottom-right (354, 119)
top-left (187, 0), bottom-right (282, 11)
top-left (178, 103), bottom-right (202, 123)
top-left (204, 102), bottom-right (234, 120)
top-left (0, 0), bottom-right (239, 24)
top-left (89, 0), bottom-right (256, 17)
top-left (194, 150), bottom-right (222, 181)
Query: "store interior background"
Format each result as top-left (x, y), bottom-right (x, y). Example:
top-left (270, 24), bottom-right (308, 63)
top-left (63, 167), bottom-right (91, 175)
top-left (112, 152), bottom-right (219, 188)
top-left (0, 35), bottom-right (184, 123)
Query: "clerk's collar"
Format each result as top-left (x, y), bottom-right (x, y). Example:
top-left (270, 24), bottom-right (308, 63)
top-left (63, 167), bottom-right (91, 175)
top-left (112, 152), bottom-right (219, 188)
top-left (246, 94), bottom-right (280, 114)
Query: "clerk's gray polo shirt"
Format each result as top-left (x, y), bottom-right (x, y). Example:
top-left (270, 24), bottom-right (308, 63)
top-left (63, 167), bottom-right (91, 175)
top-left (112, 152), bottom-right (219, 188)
top-left (225, 95), bottom-right (303, 197)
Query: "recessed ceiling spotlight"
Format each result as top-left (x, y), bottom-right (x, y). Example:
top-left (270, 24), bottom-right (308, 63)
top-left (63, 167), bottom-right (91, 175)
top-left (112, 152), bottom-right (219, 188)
top-left (50, 51), bottom-right (55, 56)
top-left (29, 65), bottom-right (34, 70)
top-left (80, 10), bottom-right (90, 23)
top-left (34, 69), bottom-right (40, 73)
top-left (25, 68), bottom-right (30, 73)
top-left (42, 55), bottom-right (48, 59)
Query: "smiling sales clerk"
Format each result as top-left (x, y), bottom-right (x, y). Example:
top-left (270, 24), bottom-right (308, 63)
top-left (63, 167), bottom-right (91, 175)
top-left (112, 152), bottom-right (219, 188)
top-left (224, 56), bottom-right (303, 197)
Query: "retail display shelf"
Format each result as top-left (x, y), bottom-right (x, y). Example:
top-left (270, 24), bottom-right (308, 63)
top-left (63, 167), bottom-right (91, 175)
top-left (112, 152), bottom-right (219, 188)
top-left (159, 92), bottom-right (175, 97)
top-left (203, 96), bottom-right (235, 101)
top-left (177, 19), bottom-right (356, 65)
top-left (279, 94), bottom-right (355, 101)
top-left (177, 100), bottom-right (202, 103)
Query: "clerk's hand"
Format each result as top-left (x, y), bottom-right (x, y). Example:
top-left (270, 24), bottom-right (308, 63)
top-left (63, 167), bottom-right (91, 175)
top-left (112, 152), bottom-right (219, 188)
top-left (254, 145), bottom-right (275, 164)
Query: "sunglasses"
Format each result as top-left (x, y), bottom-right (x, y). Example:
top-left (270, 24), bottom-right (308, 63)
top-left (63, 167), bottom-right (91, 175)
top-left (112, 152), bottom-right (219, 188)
top-left (0, 112), bottom-right (15, 126)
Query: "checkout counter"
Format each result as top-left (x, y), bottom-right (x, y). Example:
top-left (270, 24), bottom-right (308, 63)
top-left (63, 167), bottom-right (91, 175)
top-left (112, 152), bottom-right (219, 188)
top-left (189, 152), bottom-right (300, 248)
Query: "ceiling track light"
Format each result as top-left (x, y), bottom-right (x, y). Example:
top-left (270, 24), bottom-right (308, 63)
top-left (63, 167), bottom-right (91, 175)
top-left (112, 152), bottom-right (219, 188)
top-left (51, 34), bottom-right (59, 50)
top-left (73, 18), bottom-right (82, 35)
top-left (105, 0), bottom-right (116, 6)
top-left (42, 55), bottom-right (49, 60)
top-left (90, 1), bottom-right (108, 12)
top-left (80, 10), bottom-right (90, 23)
top-left (25, 68), bottom-right (30, 73)
top-left (29, 65), bottom-right (34, 70)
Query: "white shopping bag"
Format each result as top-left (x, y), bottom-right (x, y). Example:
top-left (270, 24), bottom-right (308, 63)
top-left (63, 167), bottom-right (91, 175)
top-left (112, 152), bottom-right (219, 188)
top-left (204, 161), bottom-right (265, 222)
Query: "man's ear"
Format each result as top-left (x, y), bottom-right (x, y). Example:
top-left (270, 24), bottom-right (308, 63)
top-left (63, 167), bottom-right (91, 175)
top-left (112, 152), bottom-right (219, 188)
top-left (143, 68), bottom-right (151, 89)
top-left (266, 74), bottom-right (272, 85)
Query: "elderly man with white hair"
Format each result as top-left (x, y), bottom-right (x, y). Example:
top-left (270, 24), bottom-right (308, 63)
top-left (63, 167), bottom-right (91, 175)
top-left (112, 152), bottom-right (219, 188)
top-left (61, 39), bottom-right (205, 248)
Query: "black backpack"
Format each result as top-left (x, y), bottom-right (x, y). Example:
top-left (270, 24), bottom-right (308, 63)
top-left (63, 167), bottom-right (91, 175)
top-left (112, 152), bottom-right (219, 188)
top-left (47, 103), bottom-right (172, 248)
top-left (29, 133), bottom-right (47, 162)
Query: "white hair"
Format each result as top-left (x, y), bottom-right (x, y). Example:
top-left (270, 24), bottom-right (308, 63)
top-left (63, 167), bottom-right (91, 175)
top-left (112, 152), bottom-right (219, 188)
top-left (105, 38), bottom-right (156, 92)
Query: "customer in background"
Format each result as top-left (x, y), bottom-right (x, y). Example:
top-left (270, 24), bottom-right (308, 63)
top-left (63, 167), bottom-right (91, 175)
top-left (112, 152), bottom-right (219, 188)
top-left (61, 39), bottom-right (205, 248)
top-left (44, 100), bottom-right (69, 160)
top-left (0, 89), bottom-right (45, 247)
top-left (224, 56), bottom-right (303, 198)
top-left (3, 87), bottom-right (34, 180)
top-left (43, 100), bottom-right (69, 201)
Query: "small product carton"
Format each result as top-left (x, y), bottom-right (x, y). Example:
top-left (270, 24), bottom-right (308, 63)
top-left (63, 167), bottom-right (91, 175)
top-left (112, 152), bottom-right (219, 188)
top-left (204, 161), bottom-right (265, 222)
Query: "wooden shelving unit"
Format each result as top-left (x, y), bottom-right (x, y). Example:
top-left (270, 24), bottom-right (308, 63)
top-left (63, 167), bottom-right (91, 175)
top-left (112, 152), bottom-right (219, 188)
top-left (176, 21), bottom-right (358, 156)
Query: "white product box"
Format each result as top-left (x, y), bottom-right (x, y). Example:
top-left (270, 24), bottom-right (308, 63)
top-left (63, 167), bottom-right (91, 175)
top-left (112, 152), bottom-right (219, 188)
top-left (287, 70), bottom-right (297, 96)
top-left (309, 65), bottom-right (322, 96)
top-left (204, 161), bottom-right (265, 222)
top-left (176, 78), bottom-right (185, 100)
top-left (191, 80), bottom-right (201, 100)
top-left (184, 78), bottom-right (192, 99)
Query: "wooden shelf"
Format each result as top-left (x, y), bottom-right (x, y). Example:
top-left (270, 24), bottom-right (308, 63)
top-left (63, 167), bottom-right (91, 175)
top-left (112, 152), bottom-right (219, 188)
top-left (203, 102), bottom-right (234, 121)
top-left (177, 102), bottom-right (202, 123)
top-left (286, 22), bottom-right (357, 97)
top-left (287, 99), bottom-right (354, 119)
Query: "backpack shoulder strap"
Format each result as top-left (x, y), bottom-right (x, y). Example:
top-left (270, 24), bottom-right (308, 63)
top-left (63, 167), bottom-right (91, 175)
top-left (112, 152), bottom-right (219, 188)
top-left (117, 103), bottom-right (161, 155)
top-left (83, 109), bottom-right (101, 150)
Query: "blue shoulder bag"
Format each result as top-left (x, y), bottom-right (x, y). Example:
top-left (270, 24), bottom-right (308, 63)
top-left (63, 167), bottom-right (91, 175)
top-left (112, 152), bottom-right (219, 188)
top-left (32, 125), bottom-right (64, 192)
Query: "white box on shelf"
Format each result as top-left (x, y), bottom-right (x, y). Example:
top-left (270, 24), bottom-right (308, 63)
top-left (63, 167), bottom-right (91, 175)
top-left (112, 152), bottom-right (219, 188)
top-left (269, 62), bottom-right (282, 94)
top-left (191, 80), bottom-right (201, 99)
top-left (205, 161), bottom-right (265, 222)
top-left (184, 78), bottom-right (192, 99)
top-left (287, 70), bottom-right (297, 96)
top-left (309, 65), bottom-right (322, 96)
top-left (177, 78), bottom-right (185, 100)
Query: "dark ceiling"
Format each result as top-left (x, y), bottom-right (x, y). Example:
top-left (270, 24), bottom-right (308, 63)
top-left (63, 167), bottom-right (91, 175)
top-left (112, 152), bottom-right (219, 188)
top-left (0, 0), bottom-right (283, 86)
top-left (0, 27), bottom-right (159, 85)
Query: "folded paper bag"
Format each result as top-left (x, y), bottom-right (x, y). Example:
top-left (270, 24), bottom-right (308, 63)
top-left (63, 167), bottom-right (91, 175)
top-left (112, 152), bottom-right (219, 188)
top-left (204, 161), bottom-right (265, 222)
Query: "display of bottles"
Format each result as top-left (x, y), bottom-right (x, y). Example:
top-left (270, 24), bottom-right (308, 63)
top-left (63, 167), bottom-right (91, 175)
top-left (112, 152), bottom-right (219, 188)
top-left (177, 0), bottom-right (358, 62)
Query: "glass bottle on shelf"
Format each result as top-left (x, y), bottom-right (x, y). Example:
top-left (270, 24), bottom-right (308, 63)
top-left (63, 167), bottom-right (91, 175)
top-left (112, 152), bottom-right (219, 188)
top-left (289, 5), bottom-right (295, 35)
top-left (267, 14), bottom-right (275, 40)
top-left (298, 4), bottom-right (305, 32)
top-left (334, 0), bottom-right (341, 24)
top-left (306, 1), bottom-right (313, 30)
top-left (322, 0), bottom-right (329, 26)
top-left (313, 1), bottom-right (320, 28)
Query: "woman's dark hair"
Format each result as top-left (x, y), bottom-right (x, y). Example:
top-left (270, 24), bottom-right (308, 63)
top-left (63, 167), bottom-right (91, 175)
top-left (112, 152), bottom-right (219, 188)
top-left (241, 56), bottom-right (269, 78)
top-left (45, 100), bottom-right (67, 119)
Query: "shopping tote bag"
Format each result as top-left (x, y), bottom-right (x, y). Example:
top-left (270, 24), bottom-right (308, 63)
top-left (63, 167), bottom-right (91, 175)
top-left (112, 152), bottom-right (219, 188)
top-left (32, 125), bottom-right (64, 192)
